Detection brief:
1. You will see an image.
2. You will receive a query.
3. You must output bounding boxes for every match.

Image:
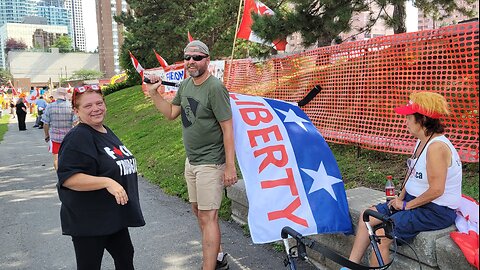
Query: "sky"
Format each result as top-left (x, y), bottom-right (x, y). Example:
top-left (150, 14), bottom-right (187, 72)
top-left (82, 0), bottom-right (98, 52)
top-left (80, 1), bottom-right (418, 52)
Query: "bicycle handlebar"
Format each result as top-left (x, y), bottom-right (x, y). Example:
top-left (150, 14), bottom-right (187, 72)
top-left (281, 226), bottom-right (303, 240)
top-left (363, 209), bottom-right (392, 223)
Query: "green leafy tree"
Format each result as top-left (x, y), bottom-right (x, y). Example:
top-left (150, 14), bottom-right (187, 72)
top-left (0, 68), bottom-right (13, 85)
top-left (115, 0), bottom-right (266, 84)
top-left (69, 69), bottom-right (104, 80)
top-left (252, 0), bottom-right (477, 47)
top-left (52, 35), bottom-right (73, 53)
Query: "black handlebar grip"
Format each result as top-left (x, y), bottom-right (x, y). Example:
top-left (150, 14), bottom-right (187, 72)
top-left (281, 226), bottom-right (303, 239)
top-left (362, 209), bottom-right (392, 223)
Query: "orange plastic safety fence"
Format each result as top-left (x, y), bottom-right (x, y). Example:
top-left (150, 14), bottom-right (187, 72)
top-left (224, 22), bottom-right (479, 163)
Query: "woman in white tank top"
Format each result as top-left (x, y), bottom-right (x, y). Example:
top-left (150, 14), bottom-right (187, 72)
top-left (345, 92), bottom-right (462, 268)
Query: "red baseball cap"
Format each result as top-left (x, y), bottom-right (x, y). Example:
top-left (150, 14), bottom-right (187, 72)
top-left (394, 100), bottom-right (442, 118)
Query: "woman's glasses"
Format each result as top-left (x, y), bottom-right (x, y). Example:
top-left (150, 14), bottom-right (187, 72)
top-left (184, 54), bottom-right (208, 61)
top-left (72, 84), bottom-right (102, 107)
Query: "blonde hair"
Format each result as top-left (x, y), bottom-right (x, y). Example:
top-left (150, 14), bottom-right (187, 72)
top-left (410, 92), bottom-right (450, 117)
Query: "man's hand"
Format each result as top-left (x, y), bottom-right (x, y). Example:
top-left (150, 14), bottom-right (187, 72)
top-left (223, 165), bottom-right (238, 187)
top-left (144, 75), bottom-right (164, 97)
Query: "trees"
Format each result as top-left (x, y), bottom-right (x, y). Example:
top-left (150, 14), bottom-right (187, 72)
top-left (0, 69), bottom-right (13, 85)
top-left (252, 0), bottom-right (477, 47)
top-left (115, 0), bottom-right (266, 84)
top-left (5, 38), bottom-right (27, 53)
top-left (69, 69), bottom-right (104, 80)
top-left (52, 35), bottom-right (73, 53)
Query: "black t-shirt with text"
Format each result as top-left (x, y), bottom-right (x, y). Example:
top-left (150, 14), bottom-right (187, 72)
top-left (57, 123), bottom-right (145, 236)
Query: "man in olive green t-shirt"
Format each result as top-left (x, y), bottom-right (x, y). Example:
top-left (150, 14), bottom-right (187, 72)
top-left (145, 40), bottom-right (237, 270)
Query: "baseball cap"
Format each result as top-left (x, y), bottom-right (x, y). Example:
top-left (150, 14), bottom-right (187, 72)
top-left (184, 40), bottom-right (209, 55)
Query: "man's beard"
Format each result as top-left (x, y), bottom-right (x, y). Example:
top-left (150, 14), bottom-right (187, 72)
top-left (187, 65), bottom-right (206, 78)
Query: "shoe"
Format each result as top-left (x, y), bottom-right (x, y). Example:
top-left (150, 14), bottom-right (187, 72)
top-left (216, 254), bottom-right (229, 270)
top-left (38, 126), bottom-right (43, 129)
top-left (33, 125), bottom-right (39, 128)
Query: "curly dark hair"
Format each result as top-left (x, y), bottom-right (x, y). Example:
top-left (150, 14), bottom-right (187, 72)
top-left (413, 113), bottom-right (446, 135)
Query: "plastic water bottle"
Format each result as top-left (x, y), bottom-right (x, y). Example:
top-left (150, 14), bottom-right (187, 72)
top-left (385, 175), bottom-right (395, 202)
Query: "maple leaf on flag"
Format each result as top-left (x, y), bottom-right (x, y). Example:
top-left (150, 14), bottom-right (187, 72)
top-left (237, 0), bottom-right (287, 51)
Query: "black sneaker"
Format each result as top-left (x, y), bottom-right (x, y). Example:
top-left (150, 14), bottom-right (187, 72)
top-left (216, 254), bottom-right (229, 270)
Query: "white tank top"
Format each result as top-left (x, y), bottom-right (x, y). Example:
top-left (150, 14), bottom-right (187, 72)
top-left (405, 135), bottom-right (462, 209)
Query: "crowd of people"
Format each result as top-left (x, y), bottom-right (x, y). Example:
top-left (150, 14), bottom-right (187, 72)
top-left (1, 40), bottom-right (467, 270)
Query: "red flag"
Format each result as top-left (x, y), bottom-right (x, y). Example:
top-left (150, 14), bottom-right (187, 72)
top-left (153, 49), bottom-right (169, 69)
top-left (236, 0), bottom-right (287, 51)
top-left (188, 31), bottom-right (194, 42)
top-left (128, 51), bottom-right (145, 78)
top-left (7, 80), bottom-right (18, 96)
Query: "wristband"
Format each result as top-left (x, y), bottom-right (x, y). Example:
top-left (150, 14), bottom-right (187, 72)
top-left (402, 200), bottom-right (407, 211)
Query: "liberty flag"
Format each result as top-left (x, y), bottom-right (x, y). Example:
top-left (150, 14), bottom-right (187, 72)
top-left (230, 93), bottom-right (353, 243)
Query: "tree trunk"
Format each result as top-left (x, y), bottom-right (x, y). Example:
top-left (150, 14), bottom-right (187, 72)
top-left (393, 1), bottom-right (407, 34)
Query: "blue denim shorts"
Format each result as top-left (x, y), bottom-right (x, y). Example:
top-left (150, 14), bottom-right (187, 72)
top-left (375, 193), bottom-right (456, 242)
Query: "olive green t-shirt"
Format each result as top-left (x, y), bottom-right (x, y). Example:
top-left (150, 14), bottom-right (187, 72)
top-left (172, 76), bottom-right (232, 165)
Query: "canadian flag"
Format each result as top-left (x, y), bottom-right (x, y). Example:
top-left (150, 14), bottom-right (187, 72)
top-left (237, 0), bottom-right (287, 51)
top-left (129, 51), bottom-right (145, 78)
top-left (153, 49), bottom-right (169, 69)
top-left (188, 31), bottom-right (194, 42)
top-left (25, 88), bottom-right (40, 103)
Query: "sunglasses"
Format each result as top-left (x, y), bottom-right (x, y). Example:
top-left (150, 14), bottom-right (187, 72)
top-left (184, 54), bottom-right (208, 61)
top-left (72, 84), bottom-right (102, 107)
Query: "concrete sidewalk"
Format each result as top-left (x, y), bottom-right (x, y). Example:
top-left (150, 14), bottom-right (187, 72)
top-left (0, 111), bottom-right (317, 269)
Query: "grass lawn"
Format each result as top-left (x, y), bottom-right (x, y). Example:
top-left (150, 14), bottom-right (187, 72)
top-left (104, 86), bottom-right (479, 220)
top-left (0, 113), bottom-right (11, 142)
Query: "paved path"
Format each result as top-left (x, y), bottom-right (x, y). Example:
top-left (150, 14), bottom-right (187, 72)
top-left (0, 111), bottom-right (318, 270)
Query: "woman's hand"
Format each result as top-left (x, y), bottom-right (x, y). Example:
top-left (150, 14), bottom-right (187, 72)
top-left (388, 196), bottom-right (405, 211)
top-left (106, 180), bottom-right (129, 205)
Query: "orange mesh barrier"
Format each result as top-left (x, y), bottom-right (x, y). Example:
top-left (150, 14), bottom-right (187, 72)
top-left (224, 22), bottom-right (479, 162)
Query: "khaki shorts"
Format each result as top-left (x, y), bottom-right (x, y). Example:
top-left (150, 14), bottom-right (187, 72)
top-left (184, 158), bottom-right (225, 210)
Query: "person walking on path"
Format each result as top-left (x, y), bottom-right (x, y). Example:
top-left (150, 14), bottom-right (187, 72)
top-left (56, 84), bottom-right (145, 269)
top-left (145, 40), bottom-right (237, 270)
top-left (42, 87), bottom-right (76, 170)
top-left (15, 97), bottom-right (27, 131)
top-left (33, 95), bottom-right (48, 129)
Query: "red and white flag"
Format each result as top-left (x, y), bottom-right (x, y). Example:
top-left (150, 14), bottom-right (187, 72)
top-left (7, 80), bottom-right (18, 96)
top-left (153, 49), bottom-right (169, 69)
top-left (25, 88), bottom-right (40, 103)
top-left (237, 0), bottom-right (287, 51)
top-left (129, 51), bottom-right (145, 78)
top-left (450, 195), bottom-right (479, 269)
top-left (188, 31), bottom-right (194, 42)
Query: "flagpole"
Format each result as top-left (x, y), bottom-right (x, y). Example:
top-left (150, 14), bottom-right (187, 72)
top-left (227, 0), bottom-right (244, 84)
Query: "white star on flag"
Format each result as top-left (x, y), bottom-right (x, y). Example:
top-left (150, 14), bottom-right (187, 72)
top-left (275, 108), bottom-right (310, 131)
top-left (301, 162), bottom-right (343, 200)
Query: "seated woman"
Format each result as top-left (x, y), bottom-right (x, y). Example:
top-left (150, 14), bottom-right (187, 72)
top-left (345, 91), bottom-right (462, 267)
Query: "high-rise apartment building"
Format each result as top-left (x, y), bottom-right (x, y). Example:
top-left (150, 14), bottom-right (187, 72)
top-left (37, 0), bottom-right (71, 30)
top-left (418, 0), bottom-right (479, 30)
top-left (0, 0), bottom-right (37, 26)
top-left (64, 0), bottom-right (86, 51)
top-left (96, 0), bottom-right (127, 79)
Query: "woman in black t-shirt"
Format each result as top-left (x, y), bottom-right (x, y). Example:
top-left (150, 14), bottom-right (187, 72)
top-left (15, 98), bottom-right (27, 130)
top-left (57, 85), bottom-right (145, 270)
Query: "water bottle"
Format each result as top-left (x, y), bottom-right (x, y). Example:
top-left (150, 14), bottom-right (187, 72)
top-left (385, 175), bottom-right (395, 202)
